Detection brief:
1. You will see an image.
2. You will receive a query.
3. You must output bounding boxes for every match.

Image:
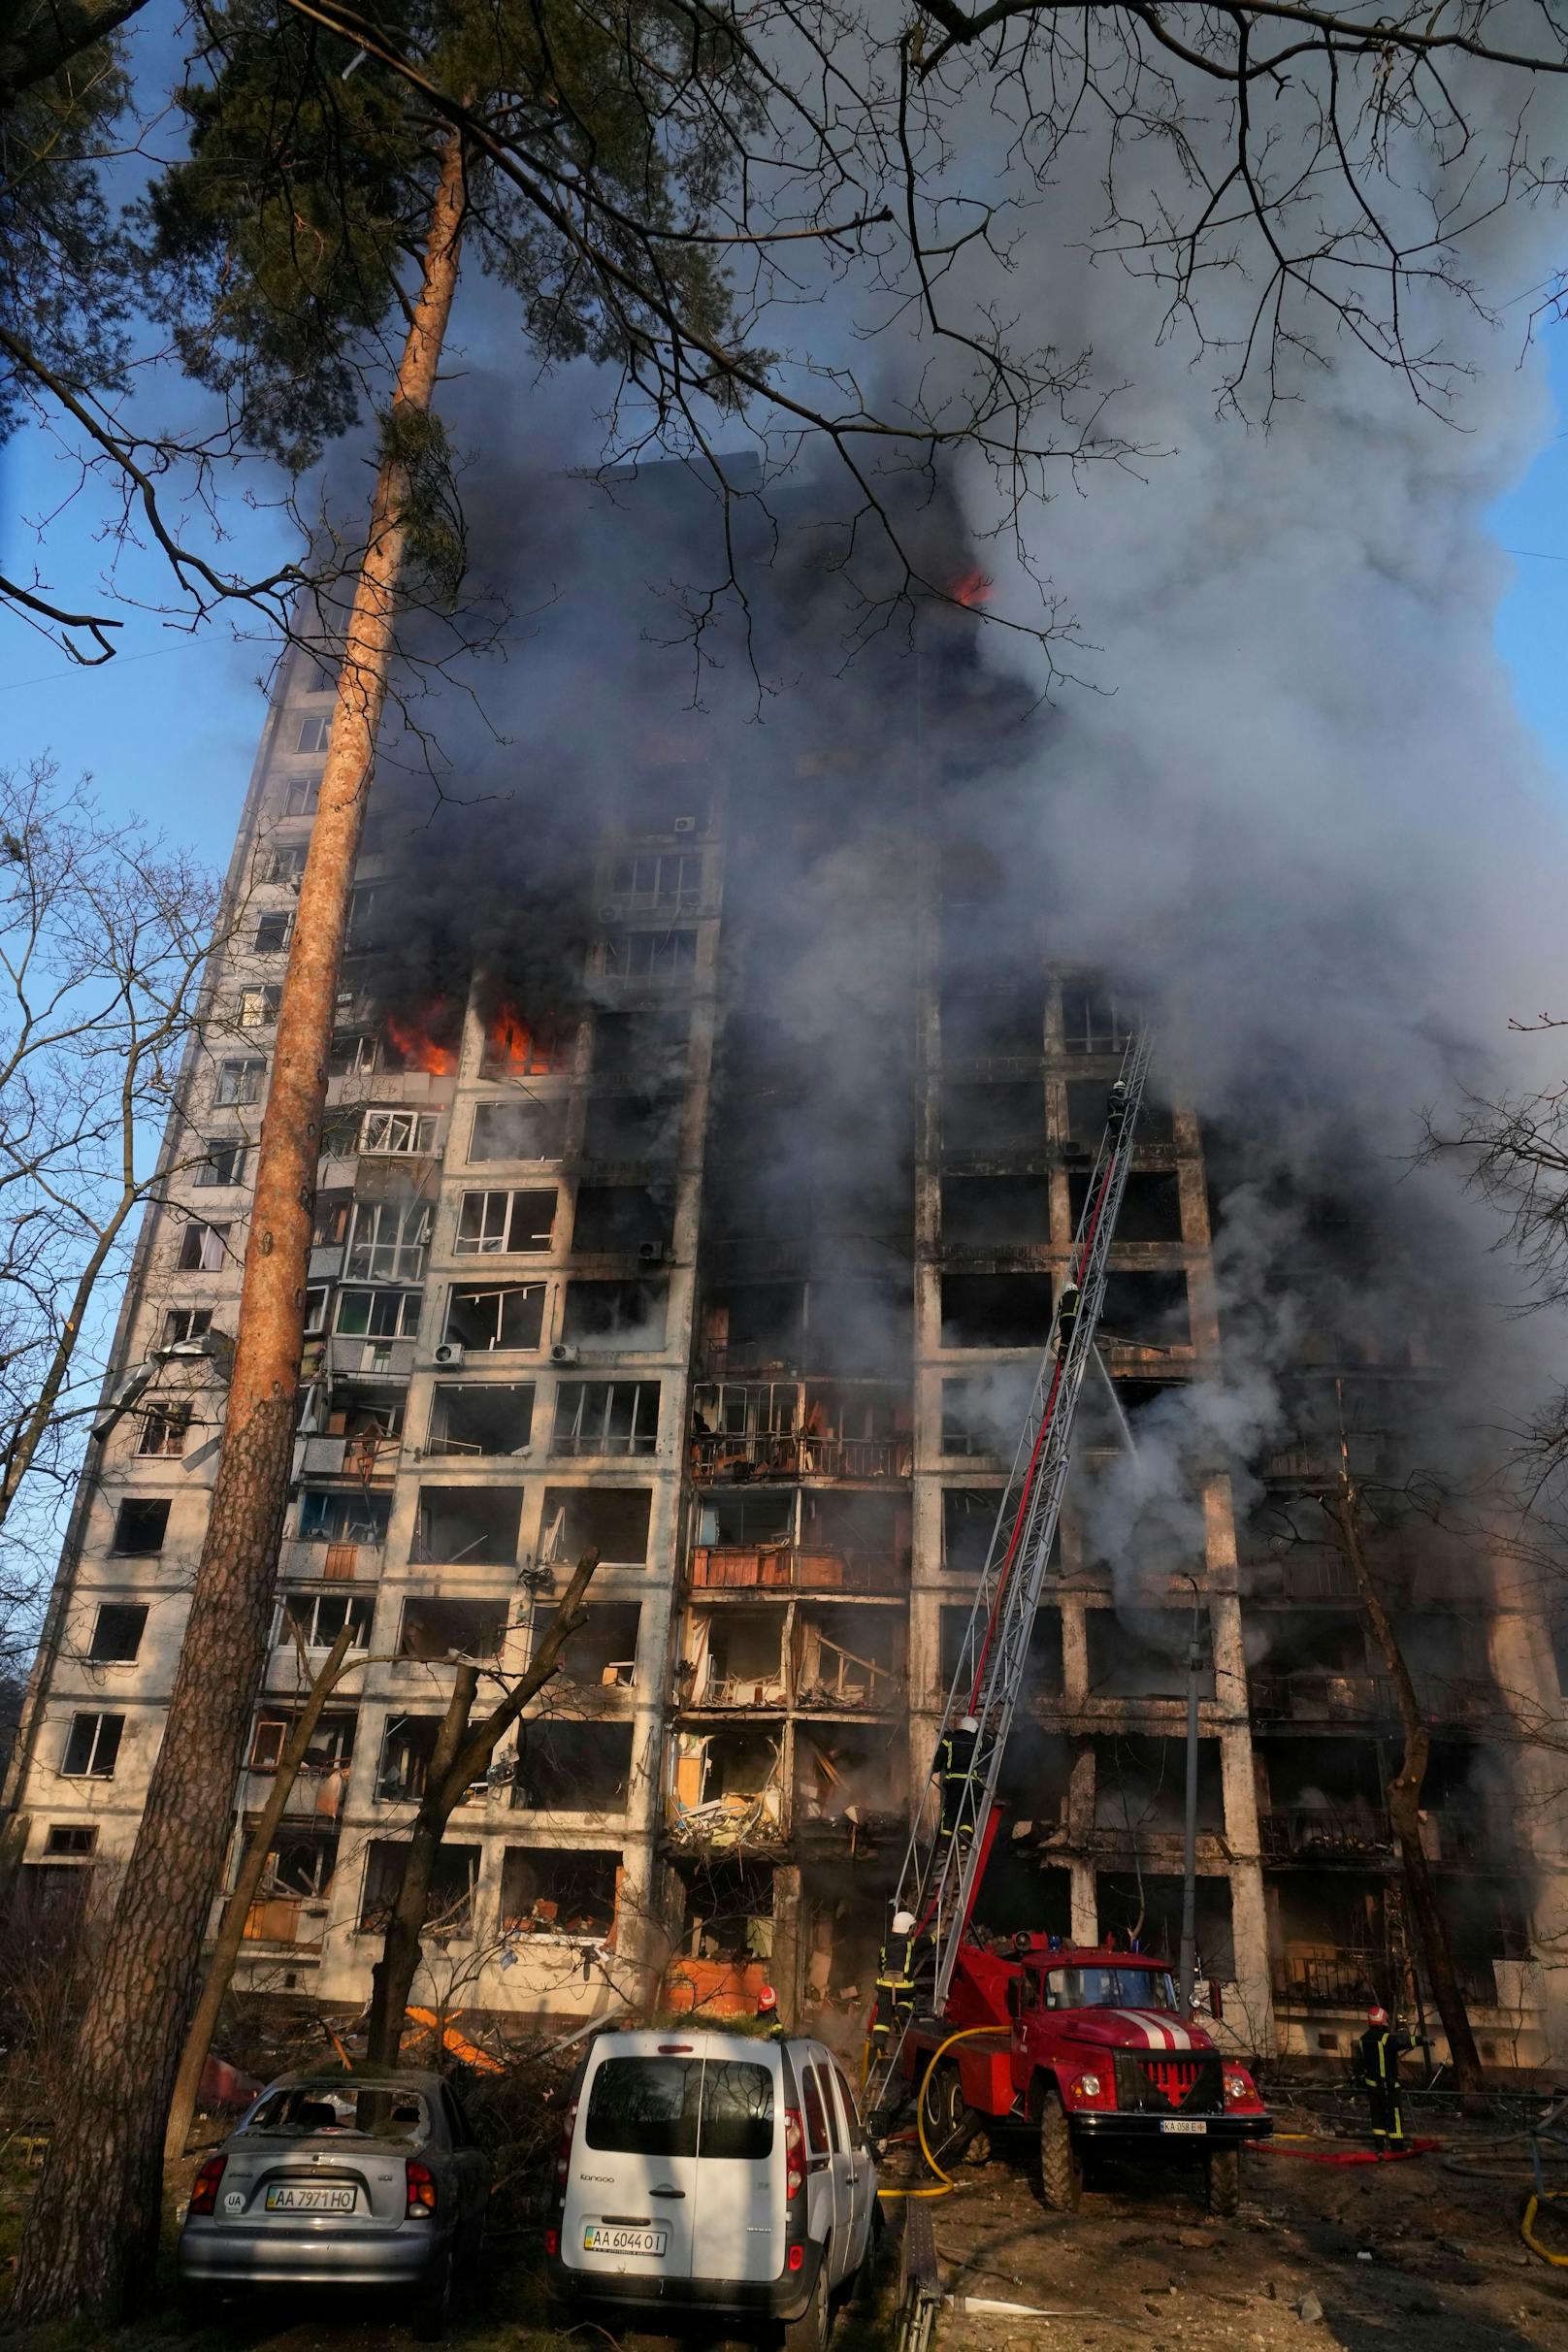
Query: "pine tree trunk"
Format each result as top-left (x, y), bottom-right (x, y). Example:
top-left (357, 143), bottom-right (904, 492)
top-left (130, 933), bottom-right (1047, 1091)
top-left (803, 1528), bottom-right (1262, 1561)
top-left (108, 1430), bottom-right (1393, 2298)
top-left (11, 129), bottom-right (470, 2330)
top-left (163, 1620), bottom-right (359, 2167)
top-left (364, 1548), bottom-right (600, 2066)
top-left (1327, 1479), bottom-right (1487, 2109)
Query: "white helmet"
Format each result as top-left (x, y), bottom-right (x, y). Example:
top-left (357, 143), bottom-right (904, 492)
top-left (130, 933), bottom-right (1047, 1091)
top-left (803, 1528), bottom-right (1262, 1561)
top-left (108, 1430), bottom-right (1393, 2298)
top-left (892, 1910), bottom-right (916, 1936)
top-left (959, 1715), bottom-right (979, 1734)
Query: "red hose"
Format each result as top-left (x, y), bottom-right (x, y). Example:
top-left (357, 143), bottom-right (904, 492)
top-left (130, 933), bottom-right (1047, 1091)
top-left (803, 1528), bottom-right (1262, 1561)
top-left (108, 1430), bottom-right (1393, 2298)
top-left (1254, 2136), bottom-right (1440, 2165)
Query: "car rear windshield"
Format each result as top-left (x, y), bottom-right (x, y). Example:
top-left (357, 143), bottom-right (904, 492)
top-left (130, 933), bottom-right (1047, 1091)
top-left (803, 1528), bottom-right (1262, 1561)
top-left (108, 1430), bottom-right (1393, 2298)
top-left (585, 2055), bottom-right (773, 2160)
top-left (1045, 1968), bottom-right (1179, 2011)
top-left (243, 2085), bottom-right (430, 2145)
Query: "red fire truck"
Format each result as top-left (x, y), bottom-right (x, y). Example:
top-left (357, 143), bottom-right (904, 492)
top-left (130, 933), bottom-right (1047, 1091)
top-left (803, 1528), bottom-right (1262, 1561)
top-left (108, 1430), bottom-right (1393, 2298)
top-left (898, 1932), bottom-right (1271, 2214)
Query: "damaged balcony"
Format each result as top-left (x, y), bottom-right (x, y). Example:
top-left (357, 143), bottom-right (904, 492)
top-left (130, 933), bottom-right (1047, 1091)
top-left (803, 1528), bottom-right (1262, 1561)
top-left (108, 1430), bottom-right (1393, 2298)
top-left (690, 1487), bottom-right (910, 1597)
top-left (1083, 1607), bottom-right (1217, 1707)
top-left (424, 1382), bottom-right (534, 1460)
top-left (665, 1857), bottom-right (777, 2014)
top-left (938, 1079), bottom-right (1045, 1167)
top-left (539, 1486), bottom-right (652, 1570)
top-left (668, 1726), bottom-right (787, 1853)
top-left (359, 1842), bottom-right (478, 1942)
top-left (1088, 1733), bottom-right (1225, 1860)
top-left (526, 1601), bottom-right (641, 1703)
top-left (512, 1721), bottom-right (634, 1816)
top-left (410, 1485), bottom-right (523, 1568)
top-left (700, 1277), bottom-right (913, 1381)
top-left (377, 1715), bottom-right (493, 1809)
top-left (796, 1726), bottom-right (907, 1851)
top-left (940, 1174), bottom-right (1051, 1253)
top-left (691, 1381), bottom-right (912, 1483)
top-left (501, 1846), bottom-right (619, 1941)
top-left (794, 1606), bottom-right (903, 1713)
top-left (679, 1610), bottom-right (789, 1710)
top-left (240, 1823), bottom-right (338, 1950)
top-left (245, 1710), bottom-right (354, 1821)
top-left (296, 1385), bottom-right (405, 1483)
top-left (397, 1595), bottom-right (509, 1663)
top-left (678, 1604), bottom-right (904, 1715)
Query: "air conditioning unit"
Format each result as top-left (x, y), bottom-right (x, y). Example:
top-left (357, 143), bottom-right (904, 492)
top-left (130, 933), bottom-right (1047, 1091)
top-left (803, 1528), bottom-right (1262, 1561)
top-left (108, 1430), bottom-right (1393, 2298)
top-left (672, 814), bottom-right (697, 834)
top-left (550, 1342), bottom-right (579, 1366)
top-left (599, 903), bottom-right (620, 921)
top-left (638, 1240), bottom-right (667, 1264)
top-left (434, 1341), bottom-right (465, 1367)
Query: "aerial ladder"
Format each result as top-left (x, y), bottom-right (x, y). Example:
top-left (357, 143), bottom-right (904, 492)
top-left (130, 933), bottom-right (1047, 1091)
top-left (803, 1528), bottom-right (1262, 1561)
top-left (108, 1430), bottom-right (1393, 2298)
top-left (866, 1027), bottom-right (1155, 2114)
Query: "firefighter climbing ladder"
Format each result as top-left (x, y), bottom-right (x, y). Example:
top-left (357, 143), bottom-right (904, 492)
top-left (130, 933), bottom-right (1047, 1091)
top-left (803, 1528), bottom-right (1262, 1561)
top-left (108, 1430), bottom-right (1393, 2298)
top-left (866, 1027), bottom-right (1155, 2114)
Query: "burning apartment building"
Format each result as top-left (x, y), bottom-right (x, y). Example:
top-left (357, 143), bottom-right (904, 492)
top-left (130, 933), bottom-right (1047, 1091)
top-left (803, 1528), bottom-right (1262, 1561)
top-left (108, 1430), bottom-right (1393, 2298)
top-left (7, 459), bottom-right (1568, 2076)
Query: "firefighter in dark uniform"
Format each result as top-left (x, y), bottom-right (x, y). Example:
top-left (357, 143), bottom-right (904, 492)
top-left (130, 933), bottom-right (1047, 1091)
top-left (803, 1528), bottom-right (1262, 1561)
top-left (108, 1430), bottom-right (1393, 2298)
top-left (871, 1911), bottom-right (920, 2053)
top-left (1055, 1284), bottom-right (1081, 1358)
top-left (936, 1715), bottom-right (980, 1847)
top-left (1356, 2005), bottom-right (1420, 2145)
top-left (755, 1984), bottom-right (788, 2041)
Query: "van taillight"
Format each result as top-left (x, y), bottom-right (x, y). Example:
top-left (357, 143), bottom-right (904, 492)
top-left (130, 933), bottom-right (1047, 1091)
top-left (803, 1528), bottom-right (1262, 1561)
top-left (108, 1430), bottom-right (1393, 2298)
top-left (545, 2225), bottom-right (561, 2257)
top-left (189, 2156), bottom-right (226, 2215)
top-left (406, 2160), bottom-right (438, 2218)
top-left (554, 2099), bottom-right (579, 2192)
top-left (784, 2107), bottom-right (805, 2202)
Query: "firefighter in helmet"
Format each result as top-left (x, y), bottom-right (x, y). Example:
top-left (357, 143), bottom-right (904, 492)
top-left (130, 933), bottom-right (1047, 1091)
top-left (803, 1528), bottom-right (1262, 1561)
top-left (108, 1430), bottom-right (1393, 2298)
top-left (1056, 1284), bottom-right (1081, 1358)
top-left (1356, 2006), bottom-right (1421, 2146)
top-left (755, 1984), bottom-right (787, 2040)
top-left (936, 1715), bottom-right (980, 1848)
top-left (871, 1911), bottom-right (920, 2053)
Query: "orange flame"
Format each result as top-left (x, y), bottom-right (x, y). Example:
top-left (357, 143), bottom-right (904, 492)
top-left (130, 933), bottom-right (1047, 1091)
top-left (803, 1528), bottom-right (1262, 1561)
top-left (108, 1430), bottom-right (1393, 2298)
top-left (384, 1010), bottom-right (458, 1076)
top-left (485, 1004), bottom-right (562, 1075)
top-left (951, 569), bottom-right (995, 608)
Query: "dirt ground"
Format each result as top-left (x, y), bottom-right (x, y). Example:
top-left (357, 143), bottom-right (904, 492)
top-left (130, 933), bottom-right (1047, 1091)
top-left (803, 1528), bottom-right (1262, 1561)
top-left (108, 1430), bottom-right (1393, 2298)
top-left (912, 2102), bottom-right (1568, 2352)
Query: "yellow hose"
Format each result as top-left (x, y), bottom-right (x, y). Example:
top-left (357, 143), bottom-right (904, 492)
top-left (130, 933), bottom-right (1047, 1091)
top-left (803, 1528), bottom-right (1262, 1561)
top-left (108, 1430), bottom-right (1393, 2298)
top-left (1521, 2190), bottom-right (1568, 2266)
top-left (877, 2027), bottom-right (1013, 2202)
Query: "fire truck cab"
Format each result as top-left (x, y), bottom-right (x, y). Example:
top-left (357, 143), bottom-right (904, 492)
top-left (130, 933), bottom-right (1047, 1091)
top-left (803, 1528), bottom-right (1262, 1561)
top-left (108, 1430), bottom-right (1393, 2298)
top-left (899, 1937), bottom-right (1271, 2214)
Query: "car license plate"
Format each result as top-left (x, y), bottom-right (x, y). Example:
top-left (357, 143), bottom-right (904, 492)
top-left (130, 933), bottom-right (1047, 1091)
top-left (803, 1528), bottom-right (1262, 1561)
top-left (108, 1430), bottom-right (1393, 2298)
top-left (264, 2184), bottom-right (358, 2212)
top-left (1159, 2120), bottom-right (1207, 2136)
top-left (583, 2223), bottom-right (669, 2256)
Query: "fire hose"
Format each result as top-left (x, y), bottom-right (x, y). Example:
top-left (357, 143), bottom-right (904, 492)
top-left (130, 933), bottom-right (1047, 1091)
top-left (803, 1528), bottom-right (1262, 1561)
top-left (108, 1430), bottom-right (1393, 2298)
top-left (876, 2026), bottom-right (1013, 2202)
top-left (1254, 2135), bottom-right (1439, 2166)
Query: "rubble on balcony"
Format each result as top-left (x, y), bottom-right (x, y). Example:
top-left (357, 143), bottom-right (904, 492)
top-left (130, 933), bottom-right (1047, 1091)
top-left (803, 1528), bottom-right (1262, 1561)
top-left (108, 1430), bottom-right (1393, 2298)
top-left (501, 1846), bottom-right (619, 1940)
top-left (795, 1609), bottom-right (900, 1711)
top-left (691, 1380), bottom-right (911, 1484)
top-left (679, 1611), bottom-right (787, 1709)
top-left (796, 1729), bottom-right (904, 1849)
top-left (668, 1729), bottom-right (786, 1850)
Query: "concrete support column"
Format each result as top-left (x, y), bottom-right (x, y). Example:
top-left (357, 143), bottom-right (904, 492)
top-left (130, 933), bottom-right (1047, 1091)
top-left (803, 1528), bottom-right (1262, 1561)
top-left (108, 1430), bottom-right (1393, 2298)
top-left (772, 1861), bottom-right (804, 2025)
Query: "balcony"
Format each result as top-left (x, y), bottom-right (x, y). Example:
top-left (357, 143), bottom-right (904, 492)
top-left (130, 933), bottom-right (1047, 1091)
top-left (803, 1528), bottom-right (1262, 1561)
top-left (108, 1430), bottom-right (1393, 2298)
top-left (689, 1546), bottom-right (906, 1597)
top-left (1249, 1670), bottom-right (1392, 1724)
top-left (1271, 1948), bottom-right (1380, 2007)
top-left (1259, 1807), bottom-right (1393, 1866)
top-left (242, 1895), bottom-right (328, 1950)
top-left (692, 1430), bottom-right (910, 1484)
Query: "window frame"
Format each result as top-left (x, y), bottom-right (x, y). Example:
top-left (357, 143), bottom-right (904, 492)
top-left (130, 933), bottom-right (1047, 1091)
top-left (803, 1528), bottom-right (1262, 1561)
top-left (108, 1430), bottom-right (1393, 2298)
top-left (61, 1713), bottom-right (123, 1779)
top-left (214, 1058), bottom-right (266, 1107)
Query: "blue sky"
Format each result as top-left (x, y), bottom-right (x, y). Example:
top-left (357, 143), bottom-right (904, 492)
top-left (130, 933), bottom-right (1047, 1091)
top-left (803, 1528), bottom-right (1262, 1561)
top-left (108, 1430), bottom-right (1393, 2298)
top-left (4, 324), bottom-right (1568, 867)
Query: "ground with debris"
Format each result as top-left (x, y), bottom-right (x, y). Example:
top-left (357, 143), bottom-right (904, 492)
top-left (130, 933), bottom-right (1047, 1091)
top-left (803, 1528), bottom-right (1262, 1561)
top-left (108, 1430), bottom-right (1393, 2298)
top-left (913, 2101), bottom-right (1568, 2351)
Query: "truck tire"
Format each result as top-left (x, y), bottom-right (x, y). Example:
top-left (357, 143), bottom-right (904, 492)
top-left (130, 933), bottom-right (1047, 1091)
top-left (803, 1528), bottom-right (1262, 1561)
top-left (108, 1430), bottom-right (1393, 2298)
top-left (1205, 2149), bottom-right (1241, 2218)
top-left (1037, 2088), bottom-right (1082, 2213)
top-left (922, 2062), bottom-right (976, 2164)
top-left (784, 2257), bottom-right (831, 2352)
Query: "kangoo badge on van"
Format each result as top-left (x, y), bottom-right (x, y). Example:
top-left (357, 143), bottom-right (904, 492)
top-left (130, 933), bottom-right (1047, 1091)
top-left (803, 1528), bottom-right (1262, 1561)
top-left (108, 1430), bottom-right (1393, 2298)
top-left (547, 2028), bottom-right (878, 2350)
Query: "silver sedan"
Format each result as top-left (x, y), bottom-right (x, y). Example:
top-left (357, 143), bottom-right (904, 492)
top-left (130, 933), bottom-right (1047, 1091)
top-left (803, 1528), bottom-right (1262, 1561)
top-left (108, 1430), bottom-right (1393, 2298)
top-left (178, 2066), bottom-right (490, 2339)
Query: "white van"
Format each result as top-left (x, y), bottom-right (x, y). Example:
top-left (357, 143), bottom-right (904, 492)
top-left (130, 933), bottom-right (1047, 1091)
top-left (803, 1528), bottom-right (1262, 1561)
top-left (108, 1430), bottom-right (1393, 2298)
top-left (548, 2027), bottom-right (878, 2349)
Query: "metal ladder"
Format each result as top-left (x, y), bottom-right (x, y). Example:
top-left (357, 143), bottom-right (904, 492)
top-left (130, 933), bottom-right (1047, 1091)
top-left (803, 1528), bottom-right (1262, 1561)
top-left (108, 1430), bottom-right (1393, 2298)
top-left (867, 1027), bottom-right (1155, 2112)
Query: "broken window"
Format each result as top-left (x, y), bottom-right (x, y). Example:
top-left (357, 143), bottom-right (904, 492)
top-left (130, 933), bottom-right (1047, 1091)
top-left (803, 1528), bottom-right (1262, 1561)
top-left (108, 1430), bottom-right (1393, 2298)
top-left (683, 1610), bottom-right (785, 1706)
top-left (798, 1725), bottom-right (906, 1823)
top-left (478, 1010), bottom-right (573, 1077)
top-left (552, 1381), bottom-right (660, 1455)
top-left (137, 1399), bottom-right (190, 1456)
top-left (280, 1592), bottom-right (374, 1650)
top-left (112, 1498), bottom-right (169, 1553)
top-left (177, 1220), bottom-right (230, 1273)
top-left (444, 1282), bottom-right (545, 1352)
top-left (197, 1140), bottom-right (248, 1188)
top-left (940, 982), bottom-right (1042, 1061)
top-left (1060, 982), bottom-right (1140, 1056)
top-left (608, 852), bottom-right (702, 910)
top-left (334, 1288), bottom-right (421, 1340)
top-left (359, 1841), bottom-right (478, 1937)
top-left (88, 1603), bottom-right (147, 1662)
top-left (940, 1602), bottom-right (1061, 1695)
top-left (44, 1825), bottom-right (97, 1857)
top-left (513, 1722), bottom-right (634, 1813)
top-left (359, 1108), bottom-right (440, 1157)
top-left (248, 1710), bottom-right (354, 1774)
top-left (941, 1174), bottom-right (1051, 1248)
top-left (311, 1193), bottom-right (351, 1248)
top-left (399, 1597), bottom-right (508, 1661)
top-left (800, 1490), bottom-right (909, 1584)
top-left (1098, 1271), bottom-right (1191, 1350)
top-left (1064, 1078), bottom-right (1174, 1148)
top-left (940, 1081), bottom-right (1042, 1156)
top-left (328, 1029), bottom-right (383, 1077)
top-left (1093, 1735), bottom-right (1225, 1834)
top-left (939, 1369), bottom-right (1032, 1457)
top-left (501, 1846), bottom-right (618, 1937)
top-left (454, 1189), bottom-right (555, 1254)
top-left (562, 1280), bottom-right (667, 1348)
top-left (62, 1713), bottom-right (123, 1778)
top-left (378, 1717), bottom-right (477, 1805)
top-left (299, 1489), bottom-right (390, 1545)
top-left (697, 1489), bottom-right (795, 1551)
top-left (261, 843), bottom-right (307, 886)
top-left (160, 1307), bottom-right (212, 1350)
top-left (412, 1486), bottom-right (524, 1567)
top-left (592, 1008), bottom-right (689, 1089)
top-left (254, 911), bottom-right (292, 954)
top-left (530, 1602), bottom-right (641, 1687)
top-left (426, 1384), bottom-right (534, 1457)
top-left (583, 1091), bottom-right (680, 1162)
top-left (940, 1273), bottom-right (1055, 1350)
top-left (673, 1856), bottom-right (775, 1965)
top-left (600, 929), bottom-right (698, 981)
top-left (572, 1184), bottom-right (671, 1257)
top-left (469, 1099), bottom-right (567, 1162)
top-left (344, 1198), bottom-right (432, 1282)
top-left (1085, 1608), bottom-right (1214, 1700)
top-left (702, 1285), bottom-right (804, 1377)
top-left (238, 984), bottom-right (280, 1029)
top-left (943, 1488), bottom-right (999, 1576)
top-left (795, 1607), bottom-right (902, 1711)
top-left (1069, 1168), bottom-right (1183, 1243)
top-left (539, 1486), bottom-right (652, 1566)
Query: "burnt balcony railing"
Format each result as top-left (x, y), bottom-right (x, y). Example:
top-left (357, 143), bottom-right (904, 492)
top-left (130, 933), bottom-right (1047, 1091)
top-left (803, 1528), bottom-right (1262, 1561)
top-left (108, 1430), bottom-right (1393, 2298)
top-left (1271, 1949), bottom-right (1380, 2007)
top-left (692, 1431), bottom-right (910, 1484)
top-left (689, 1545), bottom-right (906, 1596)
top-left (1259, 1807), bottom-right (1393, 1865)
top-left (242, 1895), bottom-right (329, 1949)
top-left (1249, 1669), bottom-right (1393, 1723)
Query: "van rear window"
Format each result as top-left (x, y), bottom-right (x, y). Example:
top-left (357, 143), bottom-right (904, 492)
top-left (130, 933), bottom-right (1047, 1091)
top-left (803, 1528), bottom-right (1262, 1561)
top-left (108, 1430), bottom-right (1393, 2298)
top-left (585, 2056), bottom-right (773, 2160)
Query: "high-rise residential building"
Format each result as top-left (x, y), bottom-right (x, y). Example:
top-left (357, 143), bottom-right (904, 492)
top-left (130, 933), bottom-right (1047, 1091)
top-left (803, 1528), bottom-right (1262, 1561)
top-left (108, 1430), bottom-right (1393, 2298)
top-left (8, 484), bottom-right (1566, 2075)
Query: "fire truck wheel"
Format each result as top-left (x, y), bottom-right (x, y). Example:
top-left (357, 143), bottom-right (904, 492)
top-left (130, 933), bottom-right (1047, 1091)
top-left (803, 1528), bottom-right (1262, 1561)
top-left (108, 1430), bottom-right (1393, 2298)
top-left (922, 2063), bottom-right (977, 2163)
top-left (1037, 2089), bottom-right (1083, 2212)
top-left (1205, 2149), bottom-right (1241, 2217)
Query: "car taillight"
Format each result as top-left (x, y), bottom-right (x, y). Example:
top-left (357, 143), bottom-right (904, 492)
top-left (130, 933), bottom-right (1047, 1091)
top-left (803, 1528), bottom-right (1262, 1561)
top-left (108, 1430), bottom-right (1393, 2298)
top-left (554, 2098), bottom-right (579, 2192)
top-left (189, 2155), bottom-right (226, 2216)
top-left (784, 2107), bottom-right (805, 2202)
top-left (406, 2159), bottom-right (438, 2218)
top-left (545, 2225), bottom-right (561, 2257)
